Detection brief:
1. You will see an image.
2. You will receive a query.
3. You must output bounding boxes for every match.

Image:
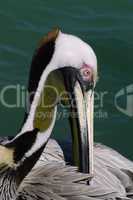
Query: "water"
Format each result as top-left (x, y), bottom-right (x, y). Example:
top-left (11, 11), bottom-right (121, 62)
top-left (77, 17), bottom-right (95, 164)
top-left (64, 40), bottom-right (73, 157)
top-left (0, 0), bottom-right (133, 159)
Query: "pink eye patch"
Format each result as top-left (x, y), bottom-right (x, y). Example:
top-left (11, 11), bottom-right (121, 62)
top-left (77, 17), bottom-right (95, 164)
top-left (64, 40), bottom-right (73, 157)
top-left (80, 63), bottom-right (93, 82)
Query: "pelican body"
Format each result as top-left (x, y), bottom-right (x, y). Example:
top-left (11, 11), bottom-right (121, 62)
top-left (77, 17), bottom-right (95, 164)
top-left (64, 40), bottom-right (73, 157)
top-left (0, 29), bottom-right (133, 200)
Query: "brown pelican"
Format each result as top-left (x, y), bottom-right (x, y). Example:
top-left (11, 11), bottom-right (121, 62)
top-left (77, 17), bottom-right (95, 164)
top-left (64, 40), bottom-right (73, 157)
top-left (0, 28), bottom-right (133, 199)
top-left (26, 28), bottom-right (133, 199)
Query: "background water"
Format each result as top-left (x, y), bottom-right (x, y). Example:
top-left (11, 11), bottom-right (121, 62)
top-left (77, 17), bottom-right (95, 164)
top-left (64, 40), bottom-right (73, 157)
top-left (0, 0), bottom-right (133, 159)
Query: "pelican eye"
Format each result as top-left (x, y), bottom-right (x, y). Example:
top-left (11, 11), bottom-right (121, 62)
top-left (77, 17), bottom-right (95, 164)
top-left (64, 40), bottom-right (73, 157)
top-left (80, 63), bottom-right (93, 82)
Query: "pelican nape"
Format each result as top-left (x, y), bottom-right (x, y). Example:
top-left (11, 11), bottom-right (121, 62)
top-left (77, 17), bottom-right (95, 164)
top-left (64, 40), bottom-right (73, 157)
top-left (0, 28), bottom-right (133, 200)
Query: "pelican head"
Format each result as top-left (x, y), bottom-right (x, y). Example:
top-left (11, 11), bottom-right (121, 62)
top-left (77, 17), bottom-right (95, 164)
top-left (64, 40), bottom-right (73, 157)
top-left (22, 28), bottom-right (98, 175)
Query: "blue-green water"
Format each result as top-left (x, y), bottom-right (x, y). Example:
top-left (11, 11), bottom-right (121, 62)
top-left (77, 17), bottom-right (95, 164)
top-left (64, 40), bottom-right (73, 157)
top-left (0, 0), bottom-right (133, 159)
